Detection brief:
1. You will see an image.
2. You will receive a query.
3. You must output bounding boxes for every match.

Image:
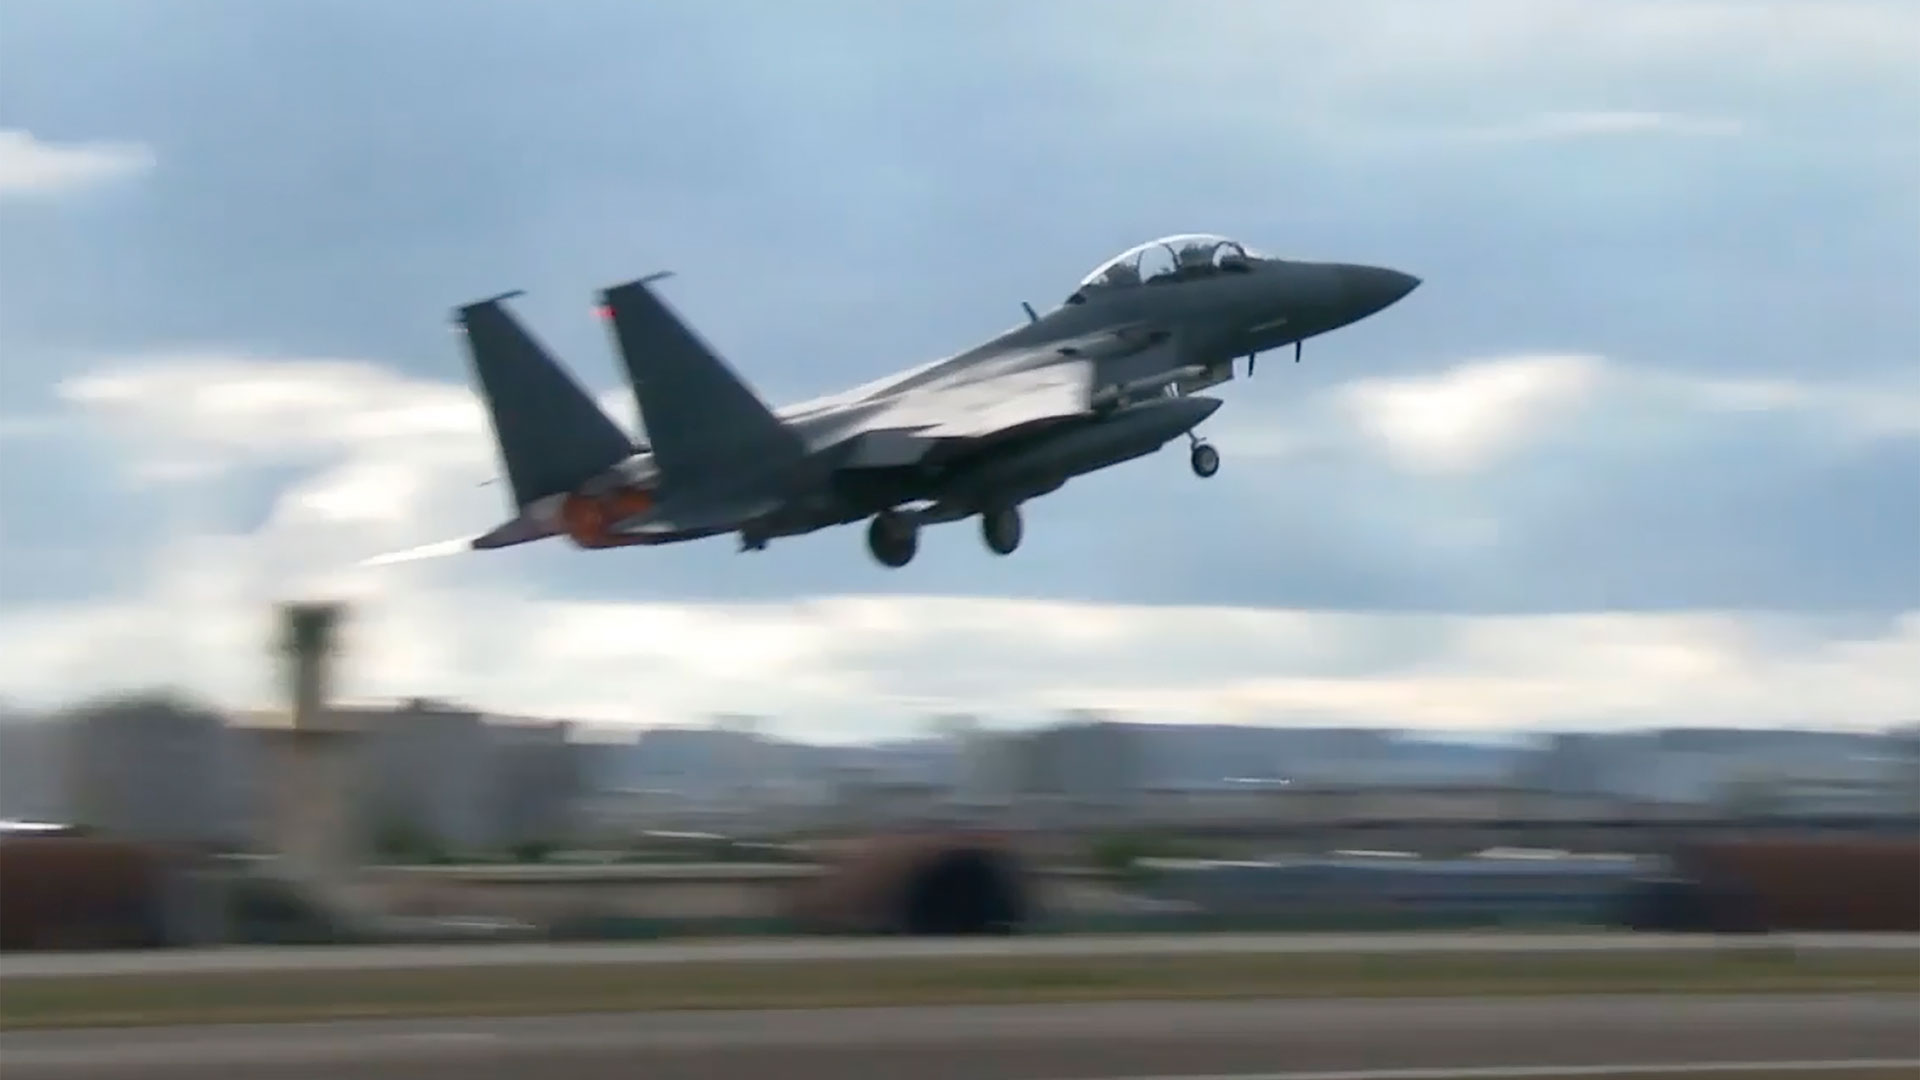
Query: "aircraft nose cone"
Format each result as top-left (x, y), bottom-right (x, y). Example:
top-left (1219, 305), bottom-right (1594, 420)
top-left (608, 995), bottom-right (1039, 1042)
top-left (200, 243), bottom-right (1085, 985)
top-left (1337, 264), bottom-right (1421, 315)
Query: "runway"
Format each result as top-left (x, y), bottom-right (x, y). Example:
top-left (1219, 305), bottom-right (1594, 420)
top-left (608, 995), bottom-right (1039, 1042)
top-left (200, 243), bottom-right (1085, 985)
top-left (2, 995), bottom-right (1915, 1079)
top-left (5, 931), bottom-right (1917, 978)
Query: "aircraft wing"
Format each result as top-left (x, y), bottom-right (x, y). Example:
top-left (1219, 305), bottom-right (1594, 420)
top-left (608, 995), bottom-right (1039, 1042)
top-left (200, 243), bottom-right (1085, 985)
top-left (876, 356), bottom-right (1097, 439)
top-left (823, 324), bottom-right (1187, 466)
top-left (879, 320), bottom-right (1187, 438)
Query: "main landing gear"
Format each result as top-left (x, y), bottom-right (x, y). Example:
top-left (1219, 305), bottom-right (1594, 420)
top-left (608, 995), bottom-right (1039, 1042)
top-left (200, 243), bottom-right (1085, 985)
top-left (865, 504), bottom-right (1026, 568)
top-left (867, 509), bottom-right (919, 568)
top-left (981, 505), bottom-right (1022, 556)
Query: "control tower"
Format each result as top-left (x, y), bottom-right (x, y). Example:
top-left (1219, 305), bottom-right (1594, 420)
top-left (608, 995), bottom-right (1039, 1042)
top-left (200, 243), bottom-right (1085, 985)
top-left (255, 601), bottom-right (363, 916)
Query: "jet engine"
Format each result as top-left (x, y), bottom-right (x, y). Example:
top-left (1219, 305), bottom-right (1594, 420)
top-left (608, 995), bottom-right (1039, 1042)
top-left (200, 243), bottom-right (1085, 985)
top-left (557, 488), bottom-right (657, 548)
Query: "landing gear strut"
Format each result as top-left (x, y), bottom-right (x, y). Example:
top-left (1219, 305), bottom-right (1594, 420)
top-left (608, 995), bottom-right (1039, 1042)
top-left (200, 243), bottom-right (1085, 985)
top-left (866, 509), bottom-right (918, 568)
top-left (981, 505), bottom-right (1022, 556)
top-left (1188, 437), bottom-right (1220, 478)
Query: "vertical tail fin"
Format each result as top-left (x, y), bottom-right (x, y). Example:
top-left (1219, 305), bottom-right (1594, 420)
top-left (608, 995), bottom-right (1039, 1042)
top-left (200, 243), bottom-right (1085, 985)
top-left (456, 292), bottom-right (635, 508)
top-left (597, 276), bottom-right (804, 494)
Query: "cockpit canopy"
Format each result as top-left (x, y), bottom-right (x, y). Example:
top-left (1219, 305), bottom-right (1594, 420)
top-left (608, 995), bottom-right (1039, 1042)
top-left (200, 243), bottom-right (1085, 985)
top-left (1076, 233), bottom-right (1270, 294)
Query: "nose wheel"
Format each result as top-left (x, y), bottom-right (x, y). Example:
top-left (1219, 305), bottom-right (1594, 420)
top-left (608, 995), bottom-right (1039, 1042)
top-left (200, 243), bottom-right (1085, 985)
top-left (1189, 439), bottom-right (1220, 478)
top-left (981, 505), bottom-right (1022, 556)
top-left (866, 509), bottom-right (918, 568)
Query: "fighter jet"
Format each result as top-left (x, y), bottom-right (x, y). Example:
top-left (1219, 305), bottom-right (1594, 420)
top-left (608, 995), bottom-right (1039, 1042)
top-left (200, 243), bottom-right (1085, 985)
top-left (372, 234), bottom-right (1416, 570)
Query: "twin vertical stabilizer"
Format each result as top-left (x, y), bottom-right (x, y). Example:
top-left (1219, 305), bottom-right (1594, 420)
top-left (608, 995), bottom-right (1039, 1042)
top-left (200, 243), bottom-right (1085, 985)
top-left (596, 276), bottom-right (805, 498)
top-left (455, 294), bottom-right (634, 509)
top-left (429, 274), bottom-right (805, 560)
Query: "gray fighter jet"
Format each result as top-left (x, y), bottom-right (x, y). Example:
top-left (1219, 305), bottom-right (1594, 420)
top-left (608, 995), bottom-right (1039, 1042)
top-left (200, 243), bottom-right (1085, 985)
top-left (372, 234), bottom-right (1416, 569)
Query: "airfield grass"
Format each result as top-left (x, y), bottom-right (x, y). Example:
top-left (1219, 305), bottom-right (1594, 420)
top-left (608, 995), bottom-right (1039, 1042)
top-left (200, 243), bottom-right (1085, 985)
top-left (2, 946), bottom-right (1916, 1029)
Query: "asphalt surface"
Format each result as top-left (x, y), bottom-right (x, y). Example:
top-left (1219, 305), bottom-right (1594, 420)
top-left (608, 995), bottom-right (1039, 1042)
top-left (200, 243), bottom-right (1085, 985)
top-left (5, 932), bottom-right (1917, 978)
top-left (2, 995), bottom-right (1915, 1080)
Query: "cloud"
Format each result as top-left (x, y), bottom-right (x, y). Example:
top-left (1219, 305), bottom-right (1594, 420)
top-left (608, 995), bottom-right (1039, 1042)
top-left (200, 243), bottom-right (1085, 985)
top-left (0, 129), bottom-right (155, 197)
top-left (1028, 0), bottom-right (1918, 141)
top-left (1326, 353), bottom-right (1920, 473)
top-left (0, 415), bottom-right (62, 441)
top-left (1073, 0), bottom-right (1920, 89)
top-left (3, 576), bottom-right (1914, 736)
top-left (2, 349), bottom-right (1916, 734)
top-left (58, 353), bottom-right (493, 489)
top-left (1335, 354), bottom-right (1606, 474)
top-left (1444, 111), bottom-right (1748, 144)
top-left (1663, 373), bottom-right (1920, 442)
top-left (0, 0), bottom-right (1912, 732)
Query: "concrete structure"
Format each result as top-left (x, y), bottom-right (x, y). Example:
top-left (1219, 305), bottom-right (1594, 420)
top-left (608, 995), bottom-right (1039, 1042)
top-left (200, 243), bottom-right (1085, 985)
top-left (1513, 728), bottom-right (1916, 817)
top-left (952, 725), bottom-right (1022, 812)
top-left (0, 715), bottom-right (71, 824)
top-left (60, 696), bottom-right (238, 848)
top-left (829, 774), bottom-right (949, 828)
top-left (356, 700), bottom-right (493, 856)
top-left (1138, 781), bottom-right (1288, 826)
top-left (251, 601), bottom-right (362, 908)
top-left (1892, 725), bottom-right (1920, 814)
top-left (615, 725), bottom-right (762, 811)
top-left (1015, 713), bottom-right (1147, 823)
top-left (252, 727), bottom-right (360, 891)
top-left (488, 718), bottom-right (588, 850)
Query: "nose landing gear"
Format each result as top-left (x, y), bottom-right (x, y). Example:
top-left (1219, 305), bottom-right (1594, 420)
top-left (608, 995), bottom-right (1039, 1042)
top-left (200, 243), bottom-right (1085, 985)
top-left (1188, 435), bottom-right (1220, 478)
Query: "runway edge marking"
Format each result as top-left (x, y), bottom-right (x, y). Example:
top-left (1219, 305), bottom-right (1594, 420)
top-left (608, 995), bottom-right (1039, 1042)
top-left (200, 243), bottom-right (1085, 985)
top-left (1052, 1059), bottom-right (1920, 1080)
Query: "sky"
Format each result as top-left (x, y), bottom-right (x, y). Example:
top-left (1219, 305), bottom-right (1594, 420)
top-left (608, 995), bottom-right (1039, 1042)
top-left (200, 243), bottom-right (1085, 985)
top-left (0, 0), bottom-right (1915, 739)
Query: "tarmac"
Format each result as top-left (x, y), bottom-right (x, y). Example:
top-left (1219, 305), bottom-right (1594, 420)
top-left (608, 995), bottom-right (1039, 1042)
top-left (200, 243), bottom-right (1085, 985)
top-left (5, 931), bottom-right (1918, 978)
top-left (2, 994), bottom-right (1915, 1079)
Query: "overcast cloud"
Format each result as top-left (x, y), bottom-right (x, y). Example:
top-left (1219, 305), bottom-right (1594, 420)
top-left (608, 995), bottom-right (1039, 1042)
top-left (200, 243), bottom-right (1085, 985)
top-left (1, 0), bottom-right (1914, 737)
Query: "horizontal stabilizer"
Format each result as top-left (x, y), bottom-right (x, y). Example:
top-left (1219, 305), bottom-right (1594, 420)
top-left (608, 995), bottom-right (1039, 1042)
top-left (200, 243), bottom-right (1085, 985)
top-left (359, 514), bottom-right (559, 567)
top-left (472, 513), bottom-right (562, 549)
top-left (359, 536), bottom-right (477, 568)
top-left (456, 293), bottom-right (635, 509)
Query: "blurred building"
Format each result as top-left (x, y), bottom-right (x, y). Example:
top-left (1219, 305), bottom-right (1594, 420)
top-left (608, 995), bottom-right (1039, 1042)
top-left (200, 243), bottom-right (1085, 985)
top-left (1511, 728), bottom-right (1913, 817)
top-left (0, 714), bottom-right (70, 823)
top-left (1139, 780), bottom-right (1287, 826)
top-left (355, 699), bottom-right (494, 856)
top-left (952, 727), bottom-right (1023, 811)
top-left (7, 684), bottom-right (1911, 867)
top-left (488, 717), bottom-right (587, 850)
top-left (829, 769), bottom-right (949, 827)
top-left (1015, 713), bottom-right (1147, 822)
top-left (612, 724), bottom-right (763, 811)
top-left (54, 696), bottom-right (242, 847)
top-left (1891, 725), bottom-right (1920, 814)
top-left (347, 701), bottom-right (593, 857)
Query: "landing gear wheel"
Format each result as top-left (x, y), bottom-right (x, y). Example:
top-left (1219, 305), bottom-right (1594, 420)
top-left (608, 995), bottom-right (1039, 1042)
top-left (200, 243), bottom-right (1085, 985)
top-left (866, 510), bottom-right (918, 568)
top-left (1189, 441), bottom-right (1220, 478)
top-left (981, 505), bottom-right (1023, 556)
